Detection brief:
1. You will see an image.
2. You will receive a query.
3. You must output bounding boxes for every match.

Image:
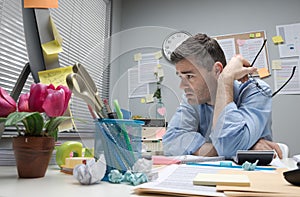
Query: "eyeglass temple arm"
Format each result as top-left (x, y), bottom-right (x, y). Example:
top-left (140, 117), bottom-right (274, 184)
top-left (272, 66), bottom-right (296, 97)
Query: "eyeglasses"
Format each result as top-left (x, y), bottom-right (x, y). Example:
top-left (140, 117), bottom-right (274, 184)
top-left (248, 39), bottom-right (296, 97)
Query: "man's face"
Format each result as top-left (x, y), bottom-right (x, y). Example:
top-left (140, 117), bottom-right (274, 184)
top-left (176, 59), bottom-right (216, 105)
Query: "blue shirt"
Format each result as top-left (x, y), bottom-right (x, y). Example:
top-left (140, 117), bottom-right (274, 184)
top-left (162, 79), bottom-right (272, 158)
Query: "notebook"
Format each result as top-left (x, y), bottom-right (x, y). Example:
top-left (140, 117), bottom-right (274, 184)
top-left (193, 173), bottom-right (250, 187)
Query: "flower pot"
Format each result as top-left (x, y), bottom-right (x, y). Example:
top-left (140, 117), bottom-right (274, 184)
top-left (12, 136), bottom-right (55, 178)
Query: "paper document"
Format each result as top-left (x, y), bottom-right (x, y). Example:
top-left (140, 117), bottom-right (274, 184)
top-left (134, 164), bottom-right (225, 197)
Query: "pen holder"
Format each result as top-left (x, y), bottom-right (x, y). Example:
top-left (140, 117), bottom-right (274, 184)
top-left (94, 119), bottom-right (144, 175)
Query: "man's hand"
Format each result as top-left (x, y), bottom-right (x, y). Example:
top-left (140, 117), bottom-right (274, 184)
top-left (251, 139), bottom-right (283, 159)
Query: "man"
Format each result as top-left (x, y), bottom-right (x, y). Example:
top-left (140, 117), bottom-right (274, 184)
top-left (162, 33), bottom-right (282, 158)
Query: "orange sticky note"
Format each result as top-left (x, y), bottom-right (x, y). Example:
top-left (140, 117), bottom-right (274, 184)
top-left (24, 0), bottom-right (58, 8)
top-left (257, 68), bottom-right (270, 78)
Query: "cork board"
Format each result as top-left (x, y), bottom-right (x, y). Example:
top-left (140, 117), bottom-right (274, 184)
top-left (213, 31), bottom-right (270, 78)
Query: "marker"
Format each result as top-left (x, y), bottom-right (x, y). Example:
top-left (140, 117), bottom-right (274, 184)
top-left (186, 162), bottom-right (276, 171)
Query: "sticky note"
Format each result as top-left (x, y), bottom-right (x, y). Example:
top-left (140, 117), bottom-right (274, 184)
top-left (145, 94), bottom-right (154, 103)
top-left (257, 67), bottom-right (270, 78)
top-left (237, 39), bottom-right (246, 46)
top-left (272, 60), bottom-right (282, 70)
top-left (24, 0), bottom-right (58, 8)
top-left (140, 98), bottom-right (146, 103)
top-left (42, 40), bottom-right (63, 55)
top-left (38, 66), bottom-right (73, 87)
top-left (50, 17), bottom-right (63, 46)
top-left (272, 36), bottom-right (284, 44)
top-left (249, 33), bottom-right (255, 38)
top-left (134, 53), bottom-right (142, 61)
top-left (193, 173), bottom-right (250, 187)
top-left (255, 32), bottom-right (261, 38)
top-left (154, 51), bottom-right (162, 59)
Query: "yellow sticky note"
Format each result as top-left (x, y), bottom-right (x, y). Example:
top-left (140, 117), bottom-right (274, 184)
top-left (134, 53), bottom-right (142, 61)
top-left (255, 32), bottom-right (261, 38)
top-left (249, 33), bottom-right (255, 38)
top-left (257, 67), bottom-right (270, 78)
top-left (38, 66), bottom-right (73, 87)
top-left (50, 17), bottom-right (63, 46)
top-left (42, 40), bottom-right (63, 55)
top-left (24, 0), bottom-right (58, 8)
top-left (154, 51), bottom-right (162, 59)
top-left (272, 60), bottom-right (282, 70)
top-left (272, 36), bottom-right (284, 44)
top-left (140, 98), bottom-right (146, 104)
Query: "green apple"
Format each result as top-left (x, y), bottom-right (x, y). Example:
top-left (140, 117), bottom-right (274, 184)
top-left (56, 141), bottom-right (83, 167)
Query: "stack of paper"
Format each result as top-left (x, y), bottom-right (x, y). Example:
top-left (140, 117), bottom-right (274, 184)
top-left (193, 173), bottom-right (250, 186)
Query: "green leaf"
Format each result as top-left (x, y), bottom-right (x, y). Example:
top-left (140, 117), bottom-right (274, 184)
top-left (5, 112), bottom-right (44, 135)
top-left (45, 116), bottom-right (72, 136)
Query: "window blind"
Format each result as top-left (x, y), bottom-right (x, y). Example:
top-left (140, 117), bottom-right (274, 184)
top-left (0, 0), bottom-right (111, 136)
top-left (50, 0), bottom-right (111, 135)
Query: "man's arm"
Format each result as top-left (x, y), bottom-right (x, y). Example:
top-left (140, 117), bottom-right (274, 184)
top-left (212, 55), bottom-right (256, 128)
top-left (193, 142), bottom-right (218, 156)
top-left (162, 96), bottom-right (206, 156)
top-left (251, 138), bottom-right (283, 159)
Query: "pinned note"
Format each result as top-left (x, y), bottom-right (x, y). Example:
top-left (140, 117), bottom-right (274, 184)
top-left (145, 94), bottom-right (154, 103)
top-left (140, 98), bottom-right (146, 104)
top-left (272, 35), bottom-right (284, 44)
top-left (154, 51), bottom-right (162, 59)
top-left (134, 53), bottom-right (142, 61)
top-left (24, 0), bottom-right (58, 8)
top-left (249, 33), bottom-right (255, 38)
top-left (257, 67), bottom-right (270, 78)
top-left (272, 60), bottom-right (282, 70)
top-left (236, 39), bottom-right (246, 46)
top-left (255, 32), bottom-right (261, 38)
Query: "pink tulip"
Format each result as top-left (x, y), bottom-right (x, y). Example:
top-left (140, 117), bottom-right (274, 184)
top-left (56, 85), bottom-right (72, 114)
top-left (0, 87), bottom-right (17, 117)
top-left (28, 83), bottom-right (50, 113)
top-left (42, 85), bottom-right (71, 117)
top-left (18, 93), bottom-right (30, 112)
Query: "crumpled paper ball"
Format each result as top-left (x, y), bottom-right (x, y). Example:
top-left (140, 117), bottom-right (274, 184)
top-left (242, 160), bottom-right (259, 171)
top-left (73, 154), bottom-right (106, 185)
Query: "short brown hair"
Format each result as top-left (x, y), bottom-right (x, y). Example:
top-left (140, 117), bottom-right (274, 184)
top-left (170, 33), bottom-right (226, 71)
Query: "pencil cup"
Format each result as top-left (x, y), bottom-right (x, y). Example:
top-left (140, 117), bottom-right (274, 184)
top-left (94, 119), bottom-right (144, 176)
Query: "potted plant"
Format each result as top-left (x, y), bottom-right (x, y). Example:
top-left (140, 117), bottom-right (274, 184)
top-left (0, 83), bottom-right (72, 178)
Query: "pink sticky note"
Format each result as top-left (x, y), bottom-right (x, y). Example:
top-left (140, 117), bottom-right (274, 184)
top-left (237, 39), bottom-right (246, 46)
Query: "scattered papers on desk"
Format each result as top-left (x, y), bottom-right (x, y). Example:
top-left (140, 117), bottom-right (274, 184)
top-left (134, 164), bottom-right (225, 197)
top-left (152, 155), bottom-right (224, 165)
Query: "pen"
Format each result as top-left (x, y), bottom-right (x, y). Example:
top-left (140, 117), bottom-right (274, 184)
top-left (103, 98), bottom-right (112, 113)
top-left (186, 162), bottom-right (276, 171)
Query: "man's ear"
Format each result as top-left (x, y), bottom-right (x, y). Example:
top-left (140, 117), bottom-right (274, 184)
top-left (214, 62), bottom-right (223, 76)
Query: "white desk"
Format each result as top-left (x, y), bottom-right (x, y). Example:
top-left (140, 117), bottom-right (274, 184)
top-left (0, 159), bottom-right (297, 197)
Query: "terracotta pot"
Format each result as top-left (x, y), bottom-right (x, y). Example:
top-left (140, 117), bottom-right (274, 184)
top-left (13, 136), bottom-right (55, 178)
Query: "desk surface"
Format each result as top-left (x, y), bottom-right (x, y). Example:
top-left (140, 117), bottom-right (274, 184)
top-left (0, 158), bottom-right (297, 197)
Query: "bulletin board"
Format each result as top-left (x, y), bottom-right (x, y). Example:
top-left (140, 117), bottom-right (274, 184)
top-left (213, 31), bottom-right (270, 78)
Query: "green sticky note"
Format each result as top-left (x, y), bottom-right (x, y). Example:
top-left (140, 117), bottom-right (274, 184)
top-left (249, 33), bottom-right (255, 38)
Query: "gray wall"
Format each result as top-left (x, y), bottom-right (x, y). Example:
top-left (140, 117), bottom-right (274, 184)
top-left (110, 0), bottom-right (300, 156)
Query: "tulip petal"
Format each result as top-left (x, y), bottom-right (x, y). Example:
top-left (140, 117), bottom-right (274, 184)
top-left (43, 89), bottom-right (65, 117)
top-left (28, 83), bottom-right (48, 113)
top-left (0, 87), bottom-right (16, 117)
top-left (18, 93), bottom-right (30, 112)
top-left (56, 85), bottom-right (72, 114)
